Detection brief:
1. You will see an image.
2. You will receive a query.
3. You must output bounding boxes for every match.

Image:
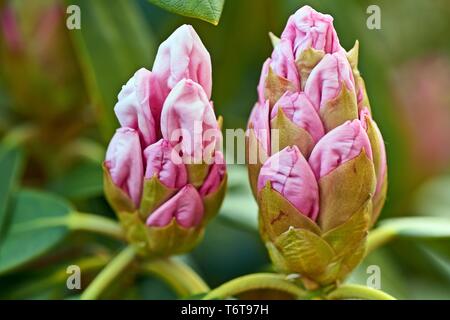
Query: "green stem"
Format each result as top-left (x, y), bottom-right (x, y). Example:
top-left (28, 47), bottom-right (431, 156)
top-left (67, 212), bottom-right (124, 241)
top-left (81, 245), bottom-right (136, 300)
top-left (203, 273), bottom-right (307, 300)
top-left (142, 258), bottom-right (209, 297)
top-left (327, 284), bottom-right (396, 300)
top-left (366, 226), bottom-right (397, 255)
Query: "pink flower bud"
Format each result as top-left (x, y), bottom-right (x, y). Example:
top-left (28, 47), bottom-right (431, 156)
top-left (160, 79), bottom-right (220, 162)
top-left (257, 146), bottom-right (319, 220)
top-left (309, 120), bottom-right (372, 179)
top-left (153, 24), bottom-right (212, 100)
top-left (114, 68), bottom-right (162, 146)
top-left (199, 151), bottom-right (226, 196)
top-left (305, 51), bottom-right (356, 111)
top-left (0, 6), bottom-right (23, 52)
top-left (270, 39), bottom-right (300, 90)
top-left (281, 5), bottom-right (341, 59)
top-left (144, 139), bottom-right (187, 189)
top-left (146, 184), bottom-right (204, 228)
top-left (271, 92), bottom-right (324, 143)
top-left (105, 128), bottom-right (144, 207)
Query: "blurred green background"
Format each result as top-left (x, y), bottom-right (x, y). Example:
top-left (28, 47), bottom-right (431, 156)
top-left (0, 0), bottom-right (449, 299)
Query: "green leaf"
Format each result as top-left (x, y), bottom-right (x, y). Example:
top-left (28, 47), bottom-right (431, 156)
top-left (0, 190), bottom-right (73, 274)
top-left (67, 0), bottom-right (155, 141)
top-left (148, 0), bottom-right (225, 25)
top-left (47, 161), bottom-right (103, 200)
top-left (378, 217), bottom-right (450, 238)
top-left (0, 145), bottom-right (23, 236)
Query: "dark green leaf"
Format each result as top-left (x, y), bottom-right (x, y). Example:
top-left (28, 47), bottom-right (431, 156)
top-left (148, 0), bottom-right (225, 25)
top-left (47, 161), bottom-right (103, 200)
top-left (0, 145), bottom-right (23, 237)
top-left (0, 190), bottom-right (73, 274)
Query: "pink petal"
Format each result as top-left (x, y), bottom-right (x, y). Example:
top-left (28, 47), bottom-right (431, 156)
top-left (281, 5), bottom-right (341, 59)
top-left (257, 146), bottom-right (319, 220)
top-left (247, 101), bottom-right (271, 155)
top-left (160, 79), bottom-right (221, 163)
top-left (271, 92), bottom-right (325, 143)
top-left (105, 128), bottom-right (144, 207)
top-left (146, 184), bottom-right (204, 228)
top-left (309, 119), bottom-right (373, 179)
top-left (114, 68), bottom-right (161, 146)
top-left (144, 139), bottom-right (187, 189)
top-left (270, 39), bottom-right (300, 90)
top-left (152, 24), bottom-right (212, 99)
top-left (304, 51), bottom-right (356, 111)
top-left (199, 151), bottom-right (226, 196)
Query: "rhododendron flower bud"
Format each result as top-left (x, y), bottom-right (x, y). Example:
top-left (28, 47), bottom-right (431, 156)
top-left (247, 5), bottom-right (386, 286)
top-left (103, 25), bottom-right (226, 257)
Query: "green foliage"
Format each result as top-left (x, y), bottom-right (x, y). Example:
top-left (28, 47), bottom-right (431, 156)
top-left (0, 145), bottom-right (23, 236)
top-left (148, 0), bottom-right (225, 25)
top-left (0, 190), bottom-right (73, 274)
top-left (67, 0), bottom-right (155, 141)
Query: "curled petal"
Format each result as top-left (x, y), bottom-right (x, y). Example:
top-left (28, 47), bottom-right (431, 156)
top-left (144, 139), bottom-right (187, 189)
top-left (161, 79), bottom-right (220, 162)
top-left (199, 151), bottom-right (226, 196)
top-left (153, 24), bottom-right (212, 99)
top-left (281, 5), bottom-right (341, 58)
top-left (271, 92), bottom-right (324, 143)
top-left (146, 185), bottom-right (204, 228)
top-left (270, 39), bottom-right (300, 89)
top-left (257, 146), bottom-right (319, 220)
top-left (257, 58), bottom-right (271, 104)
top-left (305, 51), bottom-right (356, 111)
top-left (360, 108), bottom-right (387, 194)
top-left (247, 100), bottom-right (271, 154)
top-left (114, 68), bottom-right (161, 146)
top-left (309, 119), bottom-right (373, 179)
top-left (105, 128), bottom-right (143, 207)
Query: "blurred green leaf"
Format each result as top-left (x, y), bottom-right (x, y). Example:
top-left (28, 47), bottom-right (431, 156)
top-left (0, 145), bottom-right (23, 236)
top-left (218, 165), bottom-right (258, 232)
top-left (67, 0), bottom-right (155, 141)
top-left (47, 161), bottom-right (103, 200)
top-left (378, 217), bottom-right (450, 238)
top-left (0, 190), bottom-right (73, 274)
top-left (148, 0), bottom-right (225, 25)
top-left (414, 175), bottom-right (450, 218)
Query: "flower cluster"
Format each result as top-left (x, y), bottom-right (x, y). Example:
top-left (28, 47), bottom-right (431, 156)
top-left (104, 25), bottom-right (226, 256)
top-left (247, 6), bottom-right (387, 285)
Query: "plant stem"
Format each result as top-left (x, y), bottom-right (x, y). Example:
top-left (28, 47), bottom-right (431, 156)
top-left (67, 212), bottom-right (124, 241)
top-left (326, 284), bottom-right (396, 300)
top-left (203, 273), bottom-right (307, 300)
top-left (142, 257), bottom-right (209, 297)
top-left (366, 226), bottom-right (397, 255)
top-left (81, 245), bottom-right (136, 300)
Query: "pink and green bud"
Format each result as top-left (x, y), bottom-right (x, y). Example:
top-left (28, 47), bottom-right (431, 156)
top-left (247, 5), bottom-right (386, 286)
top-left (103, 25), bottom-right (226, 257)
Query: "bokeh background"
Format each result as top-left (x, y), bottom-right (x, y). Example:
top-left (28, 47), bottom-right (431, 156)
top-left (0, 0), bottom-right (449, 299)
